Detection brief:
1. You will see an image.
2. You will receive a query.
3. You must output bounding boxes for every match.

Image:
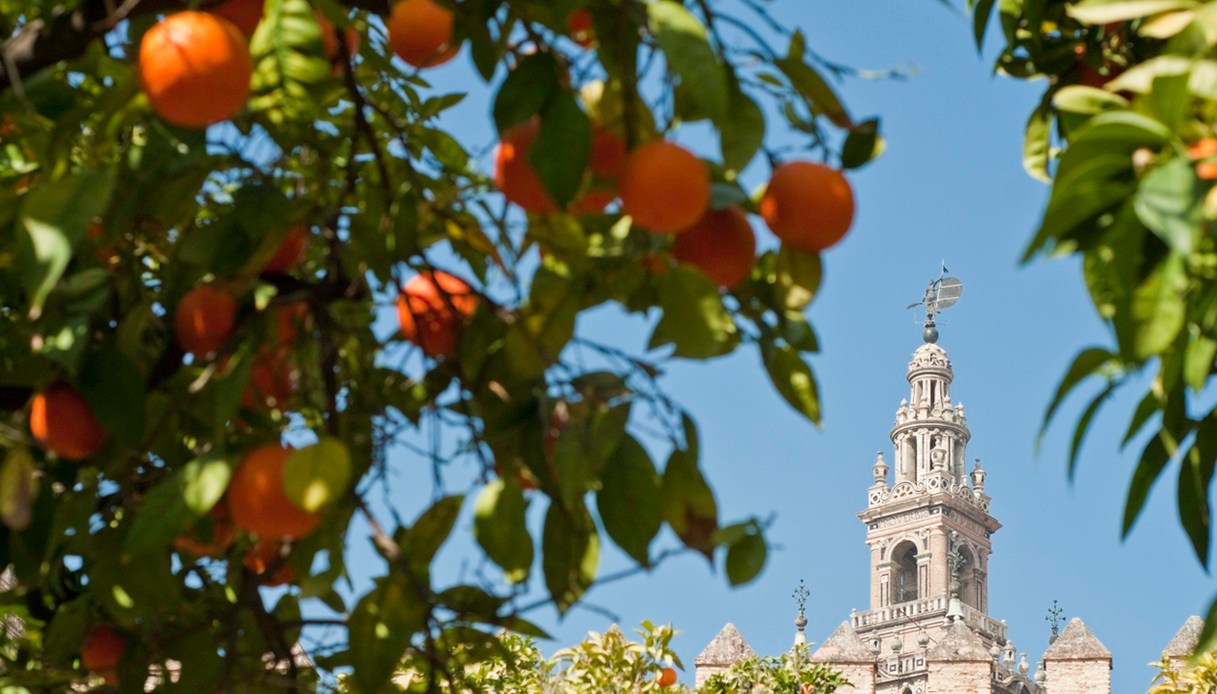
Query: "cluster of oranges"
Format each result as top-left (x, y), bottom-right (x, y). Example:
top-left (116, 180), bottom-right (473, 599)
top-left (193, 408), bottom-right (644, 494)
top-left (137, 0), bottom-right (456, 128)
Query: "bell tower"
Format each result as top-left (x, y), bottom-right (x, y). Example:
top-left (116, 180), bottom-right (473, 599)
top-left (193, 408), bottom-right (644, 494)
top-left (852, 277), bottom-right (1007, 665)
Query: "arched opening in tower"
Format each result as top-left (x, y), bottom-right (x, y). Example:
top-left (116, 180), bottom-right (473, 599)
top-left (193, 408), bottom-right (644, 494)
top-left (957, 545), bottom-right (979, 609)
top-left (892, 541), bottom-right (919, 604)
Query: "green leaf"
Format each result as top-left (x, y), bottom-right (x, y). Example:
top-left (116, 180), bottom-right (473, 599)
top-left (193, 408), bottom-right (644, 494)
top-left (649, 0), bottom-right (727, 122)
top-left (124, 451), bottom-right (233, 556)
top-left (1067, 0), bottom-right (1197, 24)
top-left (493, 52), bottom-right (560, 132)
top-left (653, 265), bottom-right (738, 360)
top-left (249, 0), bottom-right (334, 125)
top-left (596, 436), bottom-right (662, 566)
top-left (1023, 102), bottom-right (1052, 182)
top-left (1052, 85), bottom-right (1130, 114)
top-left (720, 85), bottom-right (765, 172)
top-left (348, 575), bottom-right (427, 694)
top-left (77, 345), bottom-right (146, 448)
top-left (725, 529), bottom-right (767, 586)
top-left (531, 91), bottom-right (592, 208)
top-left (777, 31), bottom-right (850, 127)
top-left (973, 0), bottom-right (998, 49)
top-left (1040, 347), bottom-right (1117, 448)
top-left (16, 168), bottom-right (116, 315)
top-left (44, 595), bottom-right (90, 665)
top-left (473, 479), bottom-right (533, 583)
top-left (401, 494), bottom-right (464, 569)
top-left (1135, 158), bottom-right (1202, 254)
top-left (1124, 390), bottom-right (1162, 447)
top-left (761, 343), bottom-right (822, 425)
top-left (1123, 432), bottom-right (1173, 536)
top-left (541, 502), bottom-right (598, 614)
top-left (0, 446), bottom-right (37, 531)
top-left (1130, 254), bottom-right (1187, 359)
top-left (282, 438), bottom-right (353, 513)
top-left (661, 446), bottom-right (718, 559)
top-left (1056, 111), bottom-right (1174, 182)
top-left (1178, 413), bottom-right (1217, 566)
top-left (1068, 383), bottom-right (1116, 479)
top-left (841, 118), bottom-right (884, 169)
top-left (774, 245), bottom-right (822, 311)
top-left (1186, 334), bottom-right (1217, 392)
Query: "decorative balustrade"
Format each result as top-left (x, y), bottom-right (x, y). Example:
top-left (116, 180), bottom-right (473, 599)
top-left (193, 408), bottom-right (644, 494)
top-left (852, 595), bottom-right (948, 629)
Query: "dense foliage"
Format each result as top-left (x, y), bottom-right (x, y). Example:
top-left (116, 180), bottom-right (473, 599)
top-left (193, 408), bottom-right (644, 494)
top-left (969, 0), bottom-right (1217, 651)
top-left (0, 0), bottom-right (878, 689)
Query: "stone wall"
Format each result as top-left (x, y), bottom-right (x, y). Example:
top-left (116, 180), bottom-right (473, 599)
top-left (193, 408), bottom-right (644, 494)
top-left (1043, 660), bottom-right (1110, 694)
top-left (926, 660), bottom-right (992, 694)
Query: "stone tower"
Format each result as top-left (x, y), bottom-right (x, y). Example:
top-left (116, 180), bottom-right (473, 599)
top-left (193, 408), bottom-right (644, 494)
top-left (854, 338), bottom-right (1006, 666)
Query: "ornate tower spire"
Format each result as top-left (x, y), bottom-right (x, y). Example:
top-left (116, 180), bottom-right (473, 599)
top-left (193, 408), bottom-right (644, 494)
top-left (854, 272), bottom-right (1006, 665)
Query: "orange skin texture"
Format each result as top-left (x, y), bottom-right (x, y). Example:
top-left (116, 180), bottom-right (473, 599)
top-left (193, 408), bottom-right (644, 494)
top-left (495, 120), bottom-right (557, 214)
top-left (573, 188), bottom-right (617, 214)
top-left (589, 127), bottom-right (627, 181)
top-left (671, 208), bottom-right (756, 289)
top-left (387, 0), bottom-right (457, 68)
top-left (657, 667), bottom-right (677, 688)
top-left (81, 625), bottom-right (127, 685)
top-left (228, 444), bottom-right (320, 540)
top-left (173, 504), bottom-right (237, 557)
top-left (241, 350), bottom-right (298, 410)
top-left (760, 161), bottom-right (855, 252)
top-left (262, 226), bottom-right (310, 274)
top-left (1190, 139), bottom-right (1217, 179)
top-left (29, 383), bottom-right (108, 461)
top-left (566, 8), bottom-right (595, 48)
top-left (397, 272), bottom-right (478, 359)
top-left (244, 538), bottom-right (295, 586)
top-left (139, 12), bottom-right (253, 128)
top-left (210, 0), bottom-right (263, 36)
top-left (620, 141), bottom-right (711, 234)
top-left (175, 285), bottom-right (237, 358)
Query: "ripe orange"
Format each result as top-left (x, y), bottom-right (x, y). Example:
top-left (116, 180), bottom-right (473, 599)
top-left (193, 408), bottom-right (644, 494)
top-left (85, 221), bottom-right (119, 267)
top-left (29, 383), bottom-right (108, 461)
top-left (318, 12), bottom-right (361, 63)
top-left (262, 226), bottom-right (309, 275)
top-left (175, 285), bottom-right (237, 358)
top-left (139, 12), bottom-right (253, 128)
top-left (397, 271), bottom-right (478, 359)
top-left (228, 444), bottom-right (321, 540)
top-left (244, 538), bottom-right (295, 586)
top-left (241, 350), bottom-right (297, 410)
top-left (1190, 138), bottom-right (1217, 160)
top-left (671, 208), bottom-right (756, 289)
top-left (210, 0), bottom-right (263, 36)
top-left (759, 161), bottom-right (855, 252)
top-left (81, 625), bottom-right (127, 685)
top-left (573, 187), bottom-right (617, 214)
top-left (566, 8), bottom-right (595, 48)
top-left (657, 667), bottom-right (677, 688)
top-left (173, 504), bottom-right (237, 558)
top-left (272, 302), bottom-right (310, 347)
top-left (495, 119), bottom-right (557, 214)
top-left (589, 127), bottom-right (626, 180)
top-left (387, 0), bottom-right (457, 68)
top-left (620, 141), bottom-right (710, 233)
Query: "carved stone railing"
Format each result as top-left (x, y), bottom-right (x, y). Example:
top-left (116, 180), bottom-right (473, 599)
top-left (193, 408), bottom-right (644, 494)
top-left (852, 595), bottom-right (948, 630)
top-left (959, 602), bottom-right (1007, 641)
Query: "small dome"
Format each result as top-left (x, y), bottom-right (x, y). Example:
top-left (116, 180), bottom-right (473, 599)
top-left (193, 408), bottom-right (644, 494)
top-left (909, 342), bottom-right (952, 372)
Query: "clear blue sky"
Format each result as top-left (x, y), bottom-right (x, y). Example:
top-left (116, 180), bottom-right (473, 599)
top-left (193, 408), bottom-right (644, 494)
top-left (318, 2), bottom-right (1214, 691)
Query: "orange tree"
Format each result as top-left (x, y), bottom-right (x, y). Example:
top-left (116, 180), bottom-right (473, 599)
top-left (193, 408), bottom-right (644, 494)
top-left (0, 0), bottom-right (884, 690)
top-left (969, 0), bottom-right (1217, 651)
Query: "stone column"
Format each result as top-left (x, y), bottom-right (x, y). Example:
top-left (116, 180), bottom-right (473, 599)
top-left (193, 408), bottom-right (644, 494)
top-left (928, 528), bottom-right (948, 598)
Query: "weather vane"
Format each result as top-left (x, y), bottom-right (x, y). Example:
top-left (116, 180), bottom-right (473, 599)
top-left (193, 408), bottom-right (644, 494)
top-left (907, 261), bottom-right (963, 344)
top-left (1046, 600), bottom-right (1064, 644)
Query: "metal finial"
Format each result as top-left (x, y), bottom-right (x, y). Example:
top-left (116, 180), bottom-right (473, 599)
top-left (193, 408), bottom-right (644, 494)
top-left (1046, 600), bottom-right (1064, 644)
top-left (907, 265), bottom-right (963, 343)
top-left (793, 579), bottom-right (810, 627)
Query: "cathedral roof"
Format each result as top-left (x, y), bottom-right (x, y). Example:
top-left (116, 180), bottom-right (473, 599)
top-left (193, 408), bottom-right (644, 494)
top-left (926, 620), bottom-right (991, 662)
top-left (1162, 615), bottom-right (1203, 658)
top-left (809, 621), bottom-right (873, 663)
top-left (695, 623), bottom-right (756, 666)
top-left (1043, 618), bottom-right (1111, 661)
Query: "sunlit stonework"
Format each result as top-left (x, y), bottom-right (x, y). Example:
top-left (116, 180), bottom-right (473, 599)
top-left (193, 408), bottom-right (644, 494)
top-left (694, 331), bottom-right (1205, 693)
